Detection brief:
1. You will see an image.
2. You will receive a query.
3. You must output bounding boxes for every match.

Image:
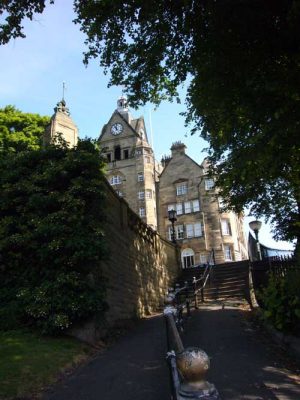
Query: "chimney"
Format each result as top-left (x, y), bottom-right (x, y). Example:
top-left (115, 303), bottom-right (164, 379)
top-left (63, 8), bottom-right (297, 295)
top-left (170, 141), bottom-right (186, 157)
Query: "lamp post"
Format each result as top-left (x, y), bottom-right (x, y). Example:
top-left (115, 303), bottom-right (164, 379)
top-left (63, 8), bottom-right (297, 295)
top-left (249, 220), bottom-right (262, 261)
top-left (168, 209), bottom-right (177, 244)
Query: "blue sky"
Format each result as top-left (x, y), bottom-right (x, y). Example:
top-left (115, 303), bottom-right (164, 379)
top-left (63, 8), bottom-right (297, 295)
top-left (0, 1), bottom-right (294, 251)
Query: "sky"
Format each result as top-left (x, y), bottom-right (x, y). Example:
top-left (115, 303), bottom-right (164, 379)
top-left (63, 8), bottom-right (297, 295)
top-left (0, 1), bottom-right (294, 251)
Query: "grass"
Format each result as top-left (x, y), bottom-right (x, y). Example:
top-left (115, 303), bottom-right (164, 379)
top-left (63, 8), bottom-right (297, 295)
top-left (0, 329), bottom-right (92, 399)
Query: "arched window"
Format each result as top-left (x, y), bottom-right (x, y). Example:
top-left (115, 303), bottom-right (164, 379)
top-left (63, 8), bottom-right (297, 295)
top-left (181, 248), bottom-right (195, 269)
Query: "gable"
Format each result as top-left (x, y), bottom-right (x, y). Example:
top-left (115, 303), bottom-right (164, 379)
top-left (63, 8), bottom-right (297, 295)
top-left (159, 153), bottom-right (203, 184)
top-left (98, 111), bottom-right (139, 143)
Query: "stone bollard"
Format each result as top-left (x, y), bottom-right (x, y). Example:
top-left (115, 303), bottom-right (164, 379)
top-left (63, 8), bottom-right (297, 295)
top-left (176, 347), bottom-right (221, 399)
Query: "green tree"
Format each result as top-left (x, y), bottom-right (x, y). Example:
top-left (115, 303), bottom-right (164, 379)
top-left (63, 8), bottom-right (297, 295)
top-left (74, 0), bottom-right (300, 253)
top-left (1, 1), bottom-right (299, 251)
top-left (0, 105), bottom-right (49, 152)
top-left (0, 139), bottom-right (108, 333)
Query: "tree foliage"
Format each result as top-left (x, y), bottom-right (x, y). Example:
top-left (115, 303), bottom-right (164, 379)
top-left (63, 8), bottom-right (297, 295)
top-left (0, 1), bottom-right (53, 44)
top-left (0, 105), bottom-right (49, 152)
top-left (1, 1), bottom-right (299, 247)
top-left (258, 271), bottom-right (300, 334)
top-left (0, 139), bottom-right (108, 333)
top-left (73, 0), bottom-right (300, 246)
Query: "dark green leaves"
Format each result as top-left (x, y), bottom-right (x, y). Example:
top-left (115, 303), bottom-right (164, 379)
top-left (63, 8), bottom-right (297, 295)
top-left (0, 140), bottom-right (108, 333)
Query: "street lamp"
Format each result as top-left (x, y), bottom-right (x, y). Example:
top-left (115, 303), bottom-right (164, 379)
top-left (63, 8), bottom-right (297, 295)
top-left (249, 220), bottom-right (262, 260)
top-left (168, 209), bottom-right (177, 244)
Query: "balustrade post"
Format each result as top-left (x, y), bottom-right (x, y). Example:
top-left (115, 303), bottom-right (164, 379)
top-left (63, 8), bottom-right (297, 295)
top-left (176, 347), bottom-right (221, 399)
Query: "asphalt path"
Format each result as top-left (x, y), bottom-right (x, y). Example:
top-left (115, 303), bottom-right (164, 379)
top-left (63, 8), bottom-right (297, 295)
top-left (182, 301), bottom-right (300, 400)
top-left (44, 301), bottom-right (300, 400)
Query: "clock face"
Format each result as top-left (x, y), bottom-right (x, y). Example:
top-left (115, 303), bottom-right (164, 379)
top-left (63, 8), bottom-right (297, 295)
top-left (111, 123), bottom-right (123, 135)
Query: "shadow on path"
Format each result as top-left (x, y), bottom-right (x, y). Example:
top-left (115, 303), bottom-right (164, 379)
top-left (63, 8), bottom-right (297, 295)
top-left (182, 301), bottom-right (300, 400)
top-left (43, 315), bottom-right (170, 400)
top-left (43, 301), bottom-right (300, 400)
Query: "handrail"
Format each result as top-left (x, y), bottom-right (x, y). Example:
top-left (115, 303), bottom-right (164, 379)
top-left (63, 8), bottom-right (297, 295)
top-left (164, 296), bottom-right (221, 399)
top-left (192, 263), bottom-right (214, 306)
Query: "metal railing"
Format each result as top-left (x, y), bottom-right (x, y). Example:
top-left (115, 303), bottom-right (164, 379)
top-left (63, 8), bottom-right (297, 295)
top-left (164, 285), bottom-right (221, 400)
top-left (190, 249), bottom-right (215, 307)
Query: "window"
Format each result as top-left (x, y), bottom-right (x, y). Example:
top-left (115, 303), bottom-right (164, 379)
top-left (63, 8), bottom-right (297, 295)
top-left (218, 197), bottom-right (226, 209)
top-left (221, 219), bottom-right (231, 236)
top-left (114, 145), bottom-right (121, 161)
top-left (135, 149), bottom-right (142, 156)
top-left (176, 225), bottom-right (184, 239)
top-left (106, 153), bottom-right (112, 162)
top-left (115, 190), bottom-right (123, 197)
top-left (137, 172), bottom-right (144, 182)
top-left (138, 191), bottom-right (145, 200)
top-left (146, 190), bottom-right (152, 199)
top-left (176, 182), bottom-right (187, 196)
top-left (139, 207), bottom-right (145, 217)
top-left (200, 254), bottom-right (207, 264)
top-left (194, 223), bottom-right (202, 237)
top-left (186, 223), bottom-right (203, 238)
top-left (145, 156), bottom-right (151, 163)
top-left (109, 175), bottom-right (122, 185)
top-left (181, 248), bottom-right (195, 269)
top-left (123, 149), bottom-right (129, 159)
top-left (192, 200), bottom-right (200, 212)
top-left (168, 225), bottom-right (184, 240)
top-left (184, 201), bottom-right (191, 214)
top-left (205, 178), bottom-right (214, 190)
top-left (186, 224), bottom-right (194, 238)
top-left (224, 245), bottom-right (232, 261)
top-left (176, 203), bottom-right (183, 215)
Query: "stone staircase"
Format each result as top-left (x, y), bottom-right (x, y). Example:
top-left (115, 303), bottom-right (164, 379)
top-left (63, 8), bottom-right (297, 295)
top-left (178, 260), bottom-right (250, 303)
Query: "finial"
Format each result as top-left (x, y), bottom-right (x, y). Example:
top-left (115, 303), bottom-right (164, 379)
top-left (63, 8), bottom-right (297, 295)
top-left (62, 81), bottom-right (66, 101)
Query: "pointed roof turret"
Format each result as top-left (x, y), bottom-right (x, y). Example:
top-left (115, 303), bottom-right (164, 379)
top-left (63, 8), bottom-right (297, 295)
top-left (43, 97), bottom-right (78, 148)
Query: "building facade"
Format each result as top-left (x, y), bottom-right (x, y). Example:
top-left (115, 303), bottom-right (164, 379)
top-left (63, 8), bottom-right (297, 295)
top-left (157, 142), bottom-right (248, 266)
top-left (98, 96), bottom-right (158, 229)
top-left (45, 97), bottom-right (247, 267)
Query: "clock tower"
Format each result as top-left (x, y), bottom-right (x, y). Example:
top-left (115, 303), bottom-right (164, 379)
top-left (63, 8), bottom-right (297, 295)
top-left (98, 96), bottom-right (159, 229)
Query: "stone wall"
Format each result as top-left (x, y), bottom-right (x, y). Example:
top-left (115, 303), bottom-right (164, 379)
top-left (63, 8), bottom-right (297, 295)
top-left (69, 180), bottom-right (180, 344)
top-left (101, 181), bottom-right (180, 325)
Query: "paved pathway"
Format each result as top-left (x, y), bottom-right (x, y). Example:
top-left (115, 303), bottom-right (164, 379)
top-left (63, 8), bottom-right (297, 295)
top-left (182, 300), bottom-right (300, 400)
top-left (44, 315), bottom-right (170, 400)
top-left (44, 301), bottom-right (300, 400)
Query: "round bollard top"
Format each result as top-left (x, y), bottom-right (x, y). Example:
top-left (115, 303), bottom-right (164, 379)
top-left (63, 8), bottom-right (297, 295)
top-left (165, 293), bottom-right (175, 305)
top-left (176, 347), bottom-right (210, 383)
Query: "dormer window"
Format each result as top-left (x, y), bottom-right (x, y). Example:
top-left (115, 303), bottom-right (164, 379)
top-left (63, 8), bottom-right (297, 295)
top-left (176, 182), bottom-right (188, 196)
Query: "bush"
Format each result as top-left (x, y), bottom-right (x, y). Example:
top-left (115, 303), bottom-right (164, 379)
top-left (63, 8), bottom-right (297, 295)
top-left (258, 270), bottom-right (300, 335)
top-left (0, 139), bottom-right (108, 334)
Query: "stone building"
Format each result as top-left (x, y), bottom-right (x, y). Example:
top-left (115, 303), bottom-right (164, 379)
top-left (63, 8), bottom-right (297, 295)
top-left (44, 99), bottom-right (78, 148)
top-left (157, 142), bottom-right (248, 267)
top-left (98, 96), bottom-right (159, 229)
top-left (44, 96), bottom-right (247, 267)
